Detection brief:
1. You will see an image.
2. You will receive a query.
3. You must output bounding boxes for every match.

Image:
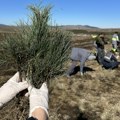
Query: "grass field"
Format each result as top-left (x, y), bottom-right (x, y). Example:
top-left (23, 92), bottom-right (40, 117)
top-left (0, 28), bottom-right (120, 120)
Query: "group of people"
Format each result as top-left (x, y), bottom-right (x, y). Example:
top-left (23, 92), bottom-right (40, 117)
top-left (66, 32), bottom-right (120, 77)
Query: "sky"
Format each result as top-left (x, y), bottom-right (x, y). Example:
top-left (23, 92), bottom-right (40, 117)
top-left (0, 0), bottom-right (120, 28)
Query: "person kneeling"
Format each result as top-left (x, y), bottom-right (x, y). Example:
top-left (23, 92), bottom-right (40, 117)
top-left (102, 50), bottom-right (120, 69)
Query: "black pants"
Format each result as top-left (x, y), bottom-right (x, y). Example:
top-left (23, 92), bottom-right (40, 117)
top-left (102, 60), bottom-right (120, 69)
top-left (96, 48), bottom-right (105, 65)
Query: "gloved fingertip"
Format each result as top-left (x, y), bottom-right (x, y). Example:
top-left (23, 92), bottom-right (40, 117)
top-left (39, 82), bottom-right (48, 92)
top-left (14, 72), bottom-right (19, 78)
top-left (18, 81), bottom-right (29, 90)
top-left (28, 85), bottom-right (33, 91)
top-left (24, 81), bottom-right (29, 87)
top-left (24, 92), bottom-right (30, 97)
top-left (20, 80), bottom-right (28, 85)
top-left (9, 72), bottom-right (20, 82)
top-left (42, 82), bottom-right (47, 88)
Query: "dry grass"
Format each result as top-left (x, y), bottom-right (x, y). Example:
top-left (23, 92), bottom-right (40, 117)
top-left (48, 58), bottom-right (120, 120)
top-left (0, 31), bottom-right (120, 120)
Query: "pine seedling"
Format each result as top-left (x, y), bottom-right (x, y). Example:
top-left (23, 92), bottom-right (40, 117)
top-left (0, 3), bottom-right (71, 88)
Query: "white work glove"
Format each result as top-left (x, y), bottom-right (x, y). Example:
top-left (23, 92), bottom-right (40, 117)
top-left (0, 72), bottom-right (28, 108)
top-left (80, 72), bottom-right (84, 76)
top-left (28, 82), bottom-right (49, 117)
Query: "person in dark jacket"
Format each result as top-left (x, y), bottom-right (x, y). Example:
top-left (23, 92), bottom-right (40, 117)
top-left (102, 50), bottom-right (120, 69)
top-left (66, 47), bottom-right (96, 76)
top-left (95, 33), bottom-right (106, 65)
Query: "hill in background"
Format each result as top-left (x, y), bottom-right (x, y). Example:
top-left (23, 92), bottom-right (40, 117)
top-left (0, 24), bottom-right (17, 33)
top-left (0, 24), bottom-right (120, 34)
top-left (59, 25), bottom-right (100, 30)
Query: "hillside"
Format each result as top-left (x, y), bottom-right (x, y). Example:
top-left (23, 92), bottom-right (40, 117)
top-left (59, 25), bottom-right (99, 30)
top-left (0, 25), bottom-right (17, 33)
top-left (0, 24), bottom-right (120, 34)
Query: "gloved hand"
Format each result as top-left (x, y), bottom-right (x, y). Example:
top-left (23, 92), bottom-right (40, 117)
top-left (0, 72), bottom-right (28, 108)
top-left (80, 72), bottom-right (84, 76)
top-left (116, 55), bottom-right (119, 59)
top-left (28, 82), bottom-right (49, 118)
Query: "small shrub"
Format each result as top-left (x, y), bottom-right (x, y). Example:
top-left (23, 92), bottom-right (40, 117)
top-left (0, 3), bottom-right (71, 88)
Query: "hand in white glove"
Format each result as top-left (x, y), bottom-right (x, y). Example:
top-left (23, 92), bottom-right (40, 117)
top-left (0, 72), bottom-right (28, 108)
top-left (80, 72), bottom-right (84, 76)
top-left (28, 82), bottom-right (49, 119)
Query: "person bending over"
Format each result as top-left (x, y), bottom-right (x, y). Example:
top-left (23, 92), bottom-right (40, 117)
top-left (66, 47), bottom-right (96, 76)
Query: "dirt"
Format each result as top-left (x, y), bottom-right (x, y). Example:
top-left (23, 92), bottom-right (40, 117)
top-left (0, 34), bottom-right (120, 120)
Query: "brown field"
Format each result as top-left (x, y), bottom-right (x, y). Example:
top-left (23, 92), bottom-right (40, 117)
top-left (0, 28), bottom-right (120, 120)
